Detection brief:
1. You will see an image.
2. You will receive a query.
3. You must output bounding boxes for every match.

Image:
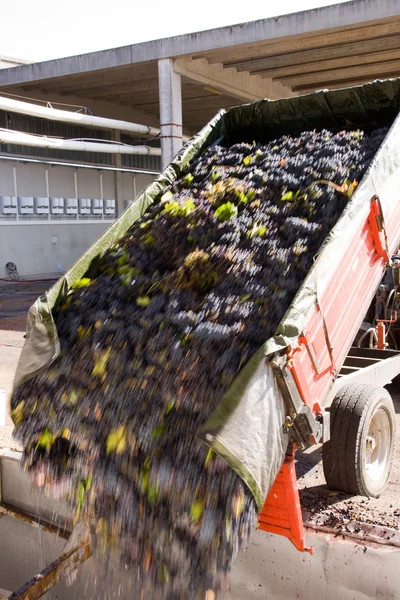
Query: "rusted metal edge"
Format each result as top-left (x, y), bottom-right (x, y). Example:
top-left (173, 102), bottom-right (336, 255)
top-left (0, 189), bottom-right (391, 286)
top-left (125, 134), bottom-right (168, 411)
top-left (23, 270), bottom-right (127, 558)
top-left (0, 502), bottom-right (70, 540)
top-left (7, 540), bottom-right (91, 600)
top-left (303, 511), bottom-right (400, 548)
top-left (7, 516), bottom-right (91, 600)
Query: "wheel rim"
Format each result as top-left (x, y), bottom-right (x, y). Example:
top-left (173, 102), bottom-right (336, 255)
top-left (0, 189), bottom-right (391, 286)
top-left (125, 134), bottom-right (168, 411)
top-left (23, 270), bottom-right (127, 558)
top-left (364, 406), bottom-right (392, 483)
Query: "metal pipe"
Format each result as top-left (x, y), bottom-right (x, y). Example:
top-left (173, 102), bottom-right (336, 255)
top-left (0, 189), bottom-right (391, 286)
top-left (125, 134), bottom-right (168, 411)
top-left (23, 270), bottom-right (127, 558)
top-left (45, 168), bottom-right (50, 196)
top-left (12, 165), bottom-right (18, 196)
top-left (0, 94), bottom-right (160, 137)
top-left (357, 327), bottom-right (376, 348)
top-left (13, 165), bottom-right (18, 221)
top-left (99, 173), bottom-right (104, 199)
top-left (0, 153), bottom-right (160, 175)
top-left (0, 129), bottom-right (161, 155)
top-left (74, 171), bottom-right (78, 198)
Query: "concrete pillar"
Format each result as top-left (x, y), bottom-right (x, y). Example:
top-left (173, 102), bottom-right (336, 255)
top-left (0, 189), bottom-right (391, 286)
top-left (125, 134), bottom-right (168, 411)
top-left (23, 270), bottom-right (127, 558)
top-left (112, 130), bottom-right (124, 216)
top-left (158, 58), bottom-right (183, 170)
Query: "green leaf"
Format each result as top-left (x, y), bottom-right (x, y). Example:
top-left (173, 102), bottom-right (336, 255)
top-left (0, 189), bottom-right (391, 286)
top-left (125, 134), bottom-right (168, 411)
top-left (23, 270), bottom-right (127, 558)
top-left (69, 390), bottom-right (78, 405)
top-left (147, 484), bottom-right (160, 504)
top-left (116, 254), bottom-right (129, 266)
top-left (163, 201), bottom-right (181, 216)
top-left (150, 424), bottom-right (165, 440)
top-left (106, 426), bottom-right (126, 454)
top-left (163, 198), bottom-right (195, 217)
top-left (243, 155), bottom-right (253, 166)
top-left (281, 191), bottom-right (294, 202)
top-left (184, 173), bottom-right (194, 185)
top-left (165, 400), bottom-right (175, 415)
top-left (240, 293), bottom-right (252, 303)
top-left (139, 220), bottom-right (152, 230)
top-left (11, 401), bottom-right (24, 425)
top-left (77, 481), bottom-right (85, 509)
top-left (136, 296), bottom-right (151, 307)
top-left (142, 233), bottom-right (156, 247)
top-left (214, 202), bottom-right (238, 222)
top-left (36, 428), bottom-right (55, 451)
top-left (183, 198), bottom-right (196, 214)
top-left (140, 466), bottom-right (150, 494)
top-left (238, 191), bottom-right (249, 204)
top-left (117, 264), bottom-right (132, 275)
top-left (157, 563), bottom-right (171, 583)
top-left (92, 348), bottom-right (112, 377)
top-left (71, 278), bottom-right (91, 289)
top-left (119, 266), bottom-right (141, 286)
top-left (204, 447), bottom-right (214, 468)
top-left (247, 223), bottom-right (267, 238)
top-left (190, 499), bottom-right (204, 523)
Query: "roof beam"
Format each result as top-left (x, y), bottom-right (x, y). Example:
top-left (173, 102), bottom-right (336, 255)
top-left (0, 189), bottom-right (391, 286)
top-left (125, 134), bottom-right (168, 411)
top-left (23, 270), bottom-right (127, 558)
top-left (118, 81), bottom-right (230, 105)
top-left (259, 47), bottom-right (400, 79)
top-left (231, 32), bottom-right (400, 74)
top-left (209, 17), bottom-right (400, 66)
top-left (62, 79), bottom-right (159, 99)
top-left (129, 94), bottom-right (236, 113)
top-left (173, 58), bottom-right (292, 103)
top-left (280, 58), bottom-right (400, 88)
top-left (98, 90), bottom-right (160, 104)
top-left (182, 94), bottom-right (235, 111)
top-left (115, 82), bottom-right (221, 105)
top-left (19, 65), bottom-right (158, 95)
top-left (0, 1), bottom-right (399, 86)
top-left (182, 85), bottom-right (223, 101)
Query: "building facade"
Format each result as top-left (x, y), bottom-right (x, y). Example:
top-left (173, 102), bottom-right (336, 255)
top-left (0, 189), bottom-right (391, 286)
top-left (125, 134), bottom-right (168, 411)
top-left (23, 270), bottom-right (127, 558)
top-left (0, 101), bottom-right (159, 277)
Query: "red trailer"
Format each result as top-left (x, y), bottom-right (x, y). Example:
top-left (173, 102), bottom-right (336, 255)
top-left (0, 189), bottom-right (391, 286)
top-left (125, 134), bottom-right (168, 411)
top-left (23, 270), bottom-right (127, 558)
top-left (259, 192), bottom-right (400, 553)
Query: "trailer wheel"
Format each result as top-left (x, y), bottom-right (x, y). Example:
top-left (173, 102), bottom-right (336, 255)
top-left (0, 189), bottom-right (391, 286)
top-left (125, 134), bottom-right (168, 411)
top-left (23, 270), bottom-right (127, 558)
top-left (323, 384), bottom-right (395, 498)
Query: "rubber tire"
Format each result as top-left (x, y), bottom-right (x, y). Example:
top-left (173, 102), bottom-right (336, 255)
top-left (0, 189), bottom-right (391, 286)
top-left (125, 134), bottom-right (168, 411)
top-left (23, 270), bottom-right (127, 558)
top-left (323, 383), bottom-right (395, 498)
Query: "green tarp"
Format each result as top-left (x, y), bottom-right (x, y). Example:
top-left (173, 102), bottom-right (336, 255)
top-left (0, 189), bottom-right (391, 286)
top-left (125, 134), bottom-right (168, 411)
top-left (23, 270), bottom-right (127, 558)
top-left (12, 79), bottom-right (400, 510)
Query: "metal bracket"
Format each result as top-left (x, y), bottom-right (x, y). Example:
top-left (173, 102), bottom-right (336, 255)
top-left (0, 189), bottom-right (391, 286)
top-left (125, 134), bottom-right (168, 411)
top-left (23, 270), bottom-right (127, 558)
top-left (369, 195), bottom-right (390, 263)
top-left (300, 335), bottom-right (322, 375)
top-left (271, 355), bottom-right (323, 448)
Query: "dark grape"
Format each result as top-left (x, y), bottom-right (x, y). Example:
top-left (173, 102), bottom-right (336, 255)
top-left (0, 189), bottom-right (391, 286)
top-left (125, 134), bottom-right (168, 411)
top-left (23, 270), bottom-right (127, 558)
top-left (11, 125), bottom-right (388, 600)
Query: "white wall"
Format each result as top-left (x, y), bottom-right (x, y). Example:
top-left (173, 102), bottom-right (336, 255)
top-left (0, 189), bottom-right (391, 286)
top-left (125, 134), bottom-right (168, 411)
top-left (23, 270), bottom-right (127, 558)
top-left (0, 222), bottom-right (110, 276)
top-left (0, 160), bottom-right (157, 276)
top-left (0, 159), bottom-right (155, 201)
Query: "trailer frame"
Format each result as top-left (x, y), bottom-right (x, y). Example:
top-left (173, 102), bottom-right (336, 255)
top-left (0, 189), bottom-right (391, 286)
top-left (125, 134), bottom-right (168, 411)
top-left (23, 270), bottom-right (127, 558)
top-left (259, 196), bottom-right (400, 554)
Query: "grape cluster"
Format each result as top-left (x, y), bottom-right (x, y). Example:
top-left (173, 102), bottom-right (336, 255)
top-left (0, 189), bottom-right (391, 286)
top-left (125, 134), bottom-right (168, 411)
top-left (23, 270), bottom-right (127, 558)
top-left (11, 126), bottom-right (388, 599)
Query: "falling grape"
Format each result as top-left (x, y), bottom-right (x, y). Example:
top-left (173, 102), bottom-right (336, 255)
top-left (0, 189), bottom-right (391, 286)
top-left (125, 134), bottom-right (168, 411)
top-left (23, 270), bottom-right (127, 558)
top-left (11, 125), bottom-right (388, 600)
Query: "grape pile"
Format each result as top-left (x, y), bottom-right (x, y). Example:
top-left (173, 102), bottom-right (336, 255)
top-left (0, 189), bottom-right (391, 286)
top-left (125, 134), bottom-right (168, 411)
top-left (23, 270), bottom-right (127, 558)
top-left (11, 126), bottom-right (387, 599)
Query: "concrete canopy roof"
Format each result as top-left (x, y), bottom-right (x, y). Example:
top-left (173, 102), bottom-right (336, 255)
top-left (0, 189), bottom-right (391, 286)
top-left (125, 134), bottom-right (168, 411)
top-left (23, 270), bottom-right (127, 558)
top-left (0, 0), bottom-right (400, 135)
